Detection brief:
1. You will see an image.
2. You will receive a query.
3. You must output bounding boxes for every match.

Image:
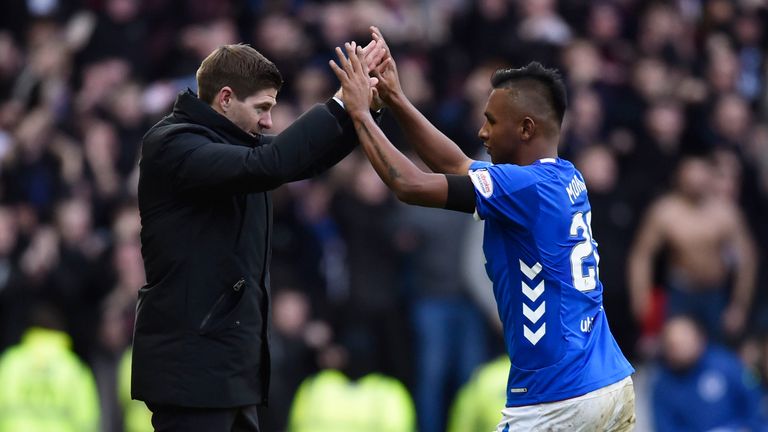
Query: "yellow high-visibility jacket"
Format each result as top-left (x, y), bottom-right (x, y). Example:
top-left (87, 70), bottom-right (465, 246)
top-left (0, 327), bottom-right (99, 432)
top-left (118, 348), bottom-right (153, 432)
top-left (448, 356), bottom-right (510, 432)
top-left (289, 369), bottom-right (415, 432)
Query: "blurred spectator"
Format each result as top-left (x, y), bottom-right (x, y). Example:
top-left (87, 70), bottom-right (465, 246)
top-left (584, 2), bottom-right (632, 85)
top-left (102, 81), bottom-right (150, 178)
top-left (561, 39), bottom-right (602, 88)
top-left (1, 108), bottom-right (66, 217)
top-left (733, 12), bottom-right (764, 103)
top-left (637, 3), bottom-right (692, 66)
top-left (447, 356), bottom-right (508, 432)
top-left (623, 99), bottom-right (688, 209)
top-left (329, 155), bottom-right (411, 383)
top-left (49, 197), bottom-right (108, 360)
top-left (253, 14), bottom-right (312, 92)
top-left (0, 304), bottom-right (99, 432)
top-left (260, 288), bottom-right (320, 432)
top-left (517, 0), bottom-right (572, 47)
top-left (81, 119), bottom-right (123, 221)
top-left (561, 86), bottom-right (604, 158)
top-left (652, 315), bottom-right (763, 431)
top-left (0, 206), bottom-right (27, 350)
top-left (287, 369), bottom-right (415, 432)
top-left (708, 93), bottom-right (753, 151)
top-left (118, 348), bottom-right (152, 432)
top-left (450, 0), bottom-right (517, 66)
top-left (287, 293), bottom-right (415, 432)
top-left (432, 62), bottom-right (497, 157)
top-left (0, 32), bottom-right (24, 100)
top-left (12, 37), bottom-right (72, 116)
top-left (76, 0), bottom-right (148, 76)
top-left (628, 156), bottom-right (757, 341)
top-left (94, 235), bottom-right (144, 432)
top-left (293, 66), bottom-right (334, 113)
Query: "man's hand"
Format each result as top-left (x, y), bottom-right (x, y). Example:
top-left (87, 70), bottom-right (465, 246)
top-left (329, 42), bottom-right (378, 120)
top-left (334, 38), bottom-right (386, 110)
top-left (362, 37), bottom-right (387, 74)
top-left (370, 26), bottom-right (404, 106)
top-left (328, 41), bottom-right (451, 210)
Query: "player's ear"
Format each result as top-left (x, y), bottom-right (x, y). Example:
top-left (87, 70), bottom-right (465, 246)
top-left (520, 117), bottom-right (536, 142)
top-left (216, 86), bottom-right (234, 113)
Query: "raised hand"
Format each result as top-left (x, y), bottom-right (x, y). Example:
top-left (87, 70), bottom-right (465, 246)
top-left (333, 38), bottom-right (386, 110)
top-left (360, 38), bottom-right (387, 75)
top-left (329, 42), bottom-right (378, 119)
top-left (370, 26), bottom-right (404, 105)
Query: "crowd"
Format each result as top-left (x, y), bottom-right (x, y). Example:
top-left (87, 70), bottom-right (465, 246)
top-left (0, 0), bottom-right (767, 431)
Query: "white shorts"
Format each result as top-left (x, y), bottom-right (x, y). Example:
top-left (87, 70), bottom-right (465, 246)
top-left (495, 376), bottom-right (636, 432)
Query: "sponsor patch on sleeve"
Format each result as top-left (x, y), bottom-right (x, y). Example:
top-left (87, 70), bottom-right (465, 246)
top-left (468, 168), bottom-right (494, 198)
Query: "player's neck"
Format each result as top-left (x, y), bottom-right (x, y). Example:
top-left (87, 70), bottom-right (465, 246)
top-left (518, 146), bottom-right (558, 166)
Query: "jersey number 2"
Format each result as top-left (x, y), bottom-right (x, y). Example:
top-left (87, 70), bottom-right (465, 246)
top-left (569, 212), bottom-right (599, 292)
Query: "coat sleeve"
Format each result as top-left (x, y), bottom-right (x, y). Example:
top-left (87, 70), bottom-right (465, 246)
top-left (281, 98), bottom-right (362, 182)
top-left (157, 100), bottom-right (356, 193)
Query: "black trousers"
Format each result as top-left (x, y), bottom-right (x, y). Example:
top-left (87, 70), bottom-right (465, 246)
top-left (147, 404), bottom-right (260, 432)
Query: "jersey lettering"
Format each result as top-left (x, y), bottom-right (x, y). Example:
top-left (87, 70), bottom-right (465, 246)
top-left (569, 212), bottom-right (598, 292)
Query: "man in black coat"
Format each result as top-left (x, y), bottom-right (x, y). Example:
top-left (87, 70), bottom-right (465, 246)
top-left (133, 43), bottom-right (382, 431)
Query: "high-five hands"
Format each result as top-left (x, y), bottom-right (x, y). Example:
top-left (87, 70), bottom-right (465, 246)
top-left (369, 26), bottom-right (404, 106)
top-left (334, 39), bottom-right (386, 110)
top-left (329, 42), bottom-right (378, 120)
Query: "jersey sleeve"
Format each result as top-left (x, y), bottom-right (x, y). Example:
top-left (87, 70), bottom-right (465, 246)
top-left (468, 161), bottom-right (539, 227)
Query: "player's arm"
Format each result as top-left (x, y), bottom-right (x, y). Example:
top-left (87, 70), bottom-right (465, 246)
top-left (281, 38), bottom-right (388, 182)
top-left (627, 203), bottom-right (666, 323)
top-left (329, 43), bottom-right (475, 213)
top-left (370, 27), bottom-right (474, 176)
top-left (722, 208), bottom-right (757, 335)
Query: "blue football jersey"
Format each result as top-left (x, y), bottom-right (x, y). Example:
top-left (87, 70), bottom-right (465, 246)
top-left (468, 158), bottom-right (634, 407)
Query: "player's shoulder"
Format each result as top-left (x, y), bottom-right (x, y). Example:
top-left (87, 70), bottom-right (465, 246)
top-left (469, 158), bottom-right (567, 180)
top-left (468, 161), bottom-right (540, 198)
top-left (468, 158), bottom-right (578, 199)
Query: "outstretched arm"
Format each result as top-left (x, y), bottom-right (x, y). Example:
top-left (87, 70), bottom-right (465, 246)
top-left (370, 27), bottom-right (474, 175)
top-left (329, 43), bottom-right (475, 213)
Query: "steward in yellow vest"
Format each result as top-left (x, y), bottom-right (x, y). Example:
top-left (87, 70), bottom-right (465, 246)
top-left (448, 356), bottom-right (510, 432)
top-left (118, 348), bottom-right (153, 432)
top-left (289, 369), bottom-right (415, 432)
top-left (0, 325), bottom-right (99, 432)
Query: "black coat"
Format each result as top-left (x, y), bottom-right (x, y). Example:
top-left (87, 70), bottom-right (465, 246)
top-left (132, 90), bottom-right (358, 407)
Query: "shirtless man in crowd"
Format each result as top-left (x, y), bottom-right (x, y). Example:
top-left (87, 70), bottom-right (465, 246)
top-left (628, 155), bottom-right (757, 339)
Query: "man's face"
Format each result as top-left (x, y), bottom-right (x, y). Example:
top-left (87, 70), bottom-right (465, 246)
top-left (478, 89), bottom-right (519, 164)
top-left (662, 318), bottom-right (705, 372)
top-left (676, 158), bottom-right (712, 200)
top-left (223, 88), bottom-right (278, 136)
